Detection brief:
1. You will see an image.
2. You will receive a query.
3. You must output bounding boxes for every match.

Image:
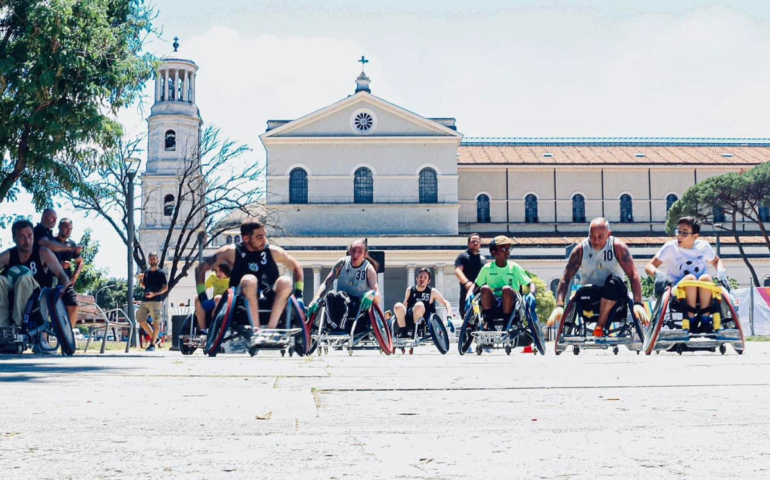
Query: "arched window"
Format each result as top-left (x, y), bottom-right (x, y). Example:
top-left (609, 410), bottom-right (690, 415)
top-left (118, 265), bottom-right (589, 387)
top-left (525, 194), bottom-right (538, 223)
top-left (354, 167), bottom-right (373, 204)
top-left (620, 194), bottom-right (633, 223)
top-left (234, 235), bottom-right (241, 243)
top-left (549, 278), bottom-right (560, 296)
top-left (163, 194), bottom-right (175, 217)
top-left (419, 168), bottom-right (438, 203)
top-left (289, 168), bottom-right (308, 204)
top-left (226, 235), bottom-right (233, 244)
top-left (764, 276), bottom-right (770, 287)
top-left (477, 194), bottom-right (490, 223)
top-left (572, 194), bottom-right (585, 223)
top-left (164, 130), bottom-right (176, 151)
top-left (666, 194), bottom-right (678, 212)
top-left (713, 204), bottom-right (726, 223)
top-left (759, 202), bottom-right (770, 223)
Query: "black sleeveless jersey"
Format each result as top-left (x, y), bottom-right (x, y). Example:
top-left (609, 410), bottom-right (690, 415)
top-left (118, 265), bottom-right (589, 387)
top-left (229, 242), bottom-right (280, 288)
top-left (7, 246), bottom-right (54, 288)
top-left (406, 286), bottom-right (435, 316)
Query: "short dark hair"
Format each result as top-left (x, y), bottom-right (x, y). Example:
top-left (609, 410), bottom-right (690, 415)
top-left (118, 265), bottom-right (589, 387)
top-left (677, 216), bottom-right (701, 235)
top-left (416, 267), bottom-right (432, 281)
top-left (467, 233), bottom-right (480, 244)
top-left (148, 251), bottom-right (159, 258)
top-left (218, 263), bottom-right (232, 276)
top-left (11, 219), bottom-right (33, 237)
top-left (240, 219), bottom-right (265, 237)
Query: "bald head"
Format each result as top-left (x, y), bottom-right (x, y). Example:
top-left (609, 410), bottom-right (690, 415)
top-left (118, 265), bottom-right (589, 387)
top-left (41, 208), bottom-right (57, 229)
top-left (588, 217), bottom-right (611, 251)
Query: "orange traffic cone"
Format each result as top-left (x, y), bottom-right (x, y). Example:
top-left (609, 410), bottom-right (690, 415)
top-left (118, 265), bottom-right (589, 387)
top-left (522, 345), bottom-right (534, 354)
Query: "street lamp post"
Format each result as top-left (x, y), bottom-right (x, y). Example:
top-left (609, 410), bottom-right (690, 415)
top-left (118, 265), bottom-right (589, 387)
top-left (125, 158), bottom-right (141, 327)
top-left (714, 223), bottom-right (723, 257)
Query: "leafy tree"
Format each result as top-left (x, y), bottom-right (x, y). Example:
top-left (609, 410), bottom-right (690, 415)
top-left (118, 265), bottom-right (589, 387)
top-left (0, 0), bottom-right (156, 207)
top-left (65, 126), bottom-right (265, 295)
top-left (72, 228), bottom-right (109, 294)
top-left (91, 277), bottom-right (144, 311)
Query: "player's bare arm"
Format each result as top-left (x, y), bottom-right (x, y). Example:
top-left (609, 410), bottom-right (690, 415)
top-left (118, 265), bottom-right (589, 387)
top-left (195, 245), bottom-right (235, 286)
top-left (615, 240), bottom-right (642, 303)
top-left (41, 247), bottom-right (70, 287)
top-left (315, 258), bottom-right (345, 300)
top-left (269, 245), bottom-right (304, 282)
top-left (556, 244), bottom-right (583, 306)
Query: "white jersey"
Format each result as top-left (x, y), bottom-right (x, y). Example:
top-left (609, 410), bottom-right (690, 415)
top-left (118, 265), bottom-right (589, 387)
top-left (578, 236), bottom-right (625, 287)
top-left (654, 239), bottom-right (715, 283)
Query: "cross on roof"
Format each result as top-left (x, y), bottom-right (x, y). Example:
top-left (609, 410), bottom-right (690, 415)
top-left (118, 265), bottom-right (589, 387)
top-left (358, 55), bottom-right (369, 73)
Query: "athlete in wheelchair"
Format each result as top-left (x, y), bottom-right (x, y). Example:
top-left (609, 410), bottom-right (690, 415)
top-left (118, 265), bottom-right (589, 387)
top-left (391, 267), bottom-right (453, 355)
top-left (306, 239), bottom-right (392, 356)
top-left (548, 218), bottom-right (649, 355)
top-left (0, 220), bottom-right (76, 356)
top-left (458, 236), bottom-right (545, 356)
top-left (643, 216), bottom-right (744, 355)
top-left (191, 220), bottom-right (310, 357)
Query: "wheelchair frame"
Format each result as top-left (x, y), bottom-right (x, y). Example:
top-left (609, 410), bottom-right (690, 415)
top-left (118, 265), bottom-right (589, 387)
top-left (309, 297), bottom-right (392, 356)
top-left (0, 286), bottom-right (75, 356)
top-left (644, 280), bottom-right (744, 355)
top-left (390, 312), bottom-right (450, 355)
top-left (554, 285), bottom-right (645, 356)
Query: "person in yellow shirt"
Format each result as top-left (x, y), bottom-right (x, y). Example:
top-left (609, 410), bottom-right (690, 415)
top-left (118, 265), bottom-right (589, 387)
top-left (195, 263), bottom-right (231, 331)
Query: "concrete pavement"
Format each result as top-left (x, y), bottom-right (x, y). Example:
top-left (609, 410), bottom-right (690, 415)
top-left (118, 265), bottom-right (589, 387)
top-left (1, 342), bottom-right (769, 479)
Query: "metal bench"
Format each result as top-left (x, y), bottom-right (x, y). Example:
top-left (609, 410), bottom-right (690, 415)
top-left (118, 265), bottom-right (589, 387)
top-left (76, 293), bottom-right (136, 354)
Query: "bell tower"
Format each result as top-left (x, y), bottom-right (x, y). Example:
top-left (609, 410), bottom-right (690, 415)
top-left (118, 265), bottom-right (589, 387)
top-left (140, 37), bottom-right (203, 256)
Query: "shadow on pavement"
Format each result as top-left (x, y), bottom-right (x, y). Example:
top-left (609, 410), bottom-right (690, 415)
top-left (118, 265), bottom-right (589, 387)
top-left (0, 360), bottom-right (125, 382)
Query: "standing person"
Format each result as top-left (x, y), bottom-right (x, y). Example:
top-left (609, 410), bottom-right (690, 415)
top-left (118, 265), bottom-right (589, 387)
top-left (644, 216), bottom-right (726, 332)
top-left (196, 220), bottom-right (304, 330)
top-left (137, 252), bottom-right (168, 352)
top-left (547, 218), bottom-right (649, 336)
top-left (55, 218), bottom-right (84, 328)
top-left (0, 220), bottom-right (70, 353)
top-left (193, 263), bottom-right (231, 331)
top-left (393, 267), bottom-right (452, 338)
top-left (454, 233), bottom-right (486, 318)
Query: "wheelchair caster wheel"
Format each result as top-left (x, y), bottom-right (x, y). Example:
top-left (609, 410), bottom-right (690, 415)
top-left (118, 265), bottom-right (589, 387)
top-left (409, 348), bottom-right (413, 355)
top-left (324, 346), bottom-right (329, 355)
top-left (505, 346), bottom-right (511, 355)
top-left (281, 350), bottom-right (285, 357)
top-left (476, 346), bottom-right (482, 356)
top-left (289, 348), bottom-right (294, 357)
top-left (348, 348), bottom-right (354, 357)
top-left (676, 344), bottom-right (684, 355)
top-left (736, 348), bottom-right (744, 355)
top-left (249, 346), bottom-right (259, 357)
top-left (400, 347), bottom-right (405, 354)
top-left (719, 345), bottom-right (726, 355)
top-left (573, 346), bottom-right (580, 356)
top-left (613, 346), bottom-right (619, 356)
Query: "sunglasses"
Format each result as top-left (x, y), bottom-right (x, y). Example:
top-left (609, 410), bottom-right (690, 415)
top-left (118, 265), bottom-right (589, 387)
top-left (675, 229), bottom-right (694, 237)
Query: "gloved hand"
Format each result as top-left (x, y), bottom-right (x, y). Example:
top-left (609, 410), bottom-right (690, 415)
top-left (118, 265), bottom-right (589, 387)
top-left (360, 290), bottom-right (376, 311)
top-left (547, 306), bottom-right (564, 327)
top-left (633, 303), bottom-right (650, 325)
top-left (307, 301), bottom-right (319, 317)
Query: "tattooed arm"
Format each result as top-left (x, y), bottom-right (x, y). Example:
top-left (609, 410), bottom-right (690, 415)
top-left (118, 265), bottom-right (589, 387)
top-left (314, 258), bottom-right (345, 301)
top-left (556, 244), bottom-right (582, 306)
top-left (195, 245), bottom-right (235, 287)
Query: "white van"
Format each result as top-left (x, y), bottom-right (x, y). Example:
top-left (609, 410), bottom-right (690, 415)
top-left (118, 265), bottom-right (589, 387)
top-left (72, 329), bottom-right (85, 341)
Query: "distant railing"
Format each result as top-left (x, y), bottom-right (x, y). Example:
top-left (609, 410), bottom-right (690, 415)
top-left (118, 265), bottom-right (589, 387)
top-left (275, 195), bottom-right (459, 205)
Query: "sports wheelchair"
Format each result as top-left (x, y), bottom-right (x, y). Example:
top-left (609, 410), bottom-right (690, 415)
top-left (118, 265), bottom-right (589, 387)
top-left (389, 312), bottom-right (451, 355)
top-left (0, 286), bottom-right (76, 356)
top-left (644, 279), bottom-right (744, 355)
top-left (195, 287), bottom-right (310, 358)
top-left (458, 291), bottom-right (545, 356)
top-left (554, 285), bottom-right (645, 356)
top-left (307, 292), bottom-right (393, 356)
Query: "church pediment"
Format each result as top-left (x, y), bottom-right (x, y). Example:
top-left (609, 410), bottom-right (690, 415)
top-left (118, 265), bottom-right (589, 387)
top-left (261, 93), bottom-right (462, 142)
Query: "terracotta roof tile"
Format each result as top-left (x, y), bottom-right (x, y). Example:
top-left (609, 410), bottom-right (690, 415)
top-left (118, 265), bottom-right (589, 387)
top-left (478, 235), bottom-right (767, 247)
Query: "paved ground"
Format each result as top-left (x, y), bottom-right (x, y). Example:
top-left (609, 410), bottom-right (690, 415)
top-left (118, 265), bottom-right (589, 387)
top-left (1, 342), bottom-right (769, 479)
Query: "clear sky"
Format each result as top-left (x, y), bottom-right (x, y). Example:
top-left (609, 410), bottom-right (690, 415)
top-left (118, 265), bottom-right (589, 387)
top-left (3, 1), bottom-right (770, 277)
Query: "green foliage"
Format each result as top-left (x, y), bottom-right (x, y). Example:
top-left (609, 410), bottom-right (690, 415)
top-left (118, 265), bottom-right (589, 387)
top-left (91, 277), bottom-right (144, 311)
top-left (525, 270), bottom-right (557, 323)
top-left (72, 228), bottom-right (109, 293)
top-left (0, 0), bottom-right (157, 207)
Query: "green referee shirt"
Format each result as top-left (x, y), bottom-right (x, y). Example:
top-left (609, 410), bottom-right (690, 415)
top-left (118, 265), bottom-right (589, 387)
top-left (474, 261), bottom-right (531, 296)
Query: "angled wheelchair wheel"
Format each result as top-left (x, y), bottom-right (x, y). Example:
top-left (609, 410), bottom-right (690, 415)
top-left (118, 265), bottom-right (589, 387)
top-left (554, 299), bottom-right (578, 356)
top-left (458, 308), bottom-right (477, 355)
top-left (427, 314), bottom-right (449, 354)
top-left (525, 308), bottom-right (546, 355)
top-left (287, 296), bottom-right (311, 356)
top-left (41, 287), bottom-right (76, 356)
top-left (178, 314), bottom-right (197, 355)
top-left (369, 304), bottom-right (393, 355)
top-left (720, 288), bottom-right (746, 353)
top-left (644, 289), bottom-right (670, 355)
top-left (204, 288), bottom-right (236, 357)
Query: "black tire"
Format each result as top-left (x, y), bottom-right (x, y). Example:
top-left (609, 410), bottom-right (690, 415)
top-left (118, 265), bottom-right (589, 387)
top-left (178, 315), bottom-right (197, 355)
top-left (205, 288), bottom-right (235, 357)
top-left (458, 307), bottom-right (477, 355)
top-left (525, 307), bottom-right (546, 355)
top-left (427, 314), bottom-right (449, 354)
top-left (369, 304), bottom-right (393, 355)
top-left (42, 287), bottom-right (76, 356)
top-left (287, 297), bottom-right (311, 356)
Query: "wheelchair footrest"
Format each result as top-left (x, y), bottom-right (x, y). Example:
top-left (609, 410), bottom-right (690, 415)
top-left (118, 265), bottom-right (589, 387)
top-left (472, 331), bottom-right (510, 346)
top-left (249, 328), bottom-right (301, 349)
